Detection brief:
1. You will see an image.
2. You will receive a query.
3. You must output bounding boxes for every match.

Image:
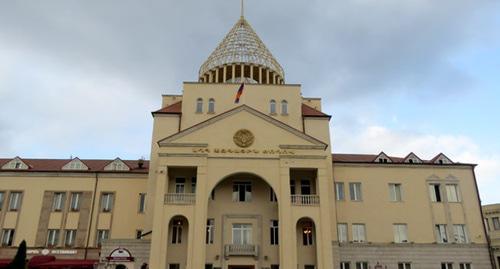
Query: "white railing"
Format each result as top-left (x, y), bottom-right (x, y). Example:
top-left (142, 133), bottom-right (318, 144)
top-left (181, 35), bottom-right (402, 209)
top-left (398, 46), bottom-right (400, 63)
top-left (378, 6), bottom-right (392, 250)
top-left (224, 244), bottom-right (258, 258)
top-left (164, 193), bottom-right (196, 205)
top-left (291, 195), bottom-right (320, 206)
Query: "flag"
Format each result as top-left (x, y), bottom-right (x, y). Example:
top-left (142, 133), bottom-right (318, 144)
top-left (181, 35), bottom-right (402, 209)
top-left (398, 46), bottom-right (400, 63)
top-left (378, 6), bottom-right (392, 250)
top-left (234, 83), bottom-right (244, 103)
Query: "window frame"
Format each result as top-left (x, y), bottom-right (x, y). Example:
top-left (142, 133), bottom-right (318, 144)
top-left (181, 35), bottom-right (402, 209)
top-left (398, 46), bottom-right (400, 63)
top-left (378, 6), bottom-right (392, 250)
top-left (337, 223), bottom-right (348, 243)
top-left (70, 192), bottom-right (81, 212)
top-left (389, 183), bottom-right (402, 202)
top-left (96, 229), bottom-right (109, 246)
top-left (453, 224), bottom-right (469, 243)
top-left (64, 229), bottom-right (76, 247)
top-left (352, 224), bottom-right (366, 243)
top-left (52, 192), bottom-right (66, 212)
top-left (435, 224), bottom-right (449, 243)
top-left (138, 193), bottom-right (146, 213)
top-left (196, 98), bottom-right (203, 113)
top-left (270, 99), bottom-right (277, 114)
top-left (281, 100), bottom-right (288, 115)
top-left (393, 224), bottom-right (408, 243)
top-left (335, 182), bottom-right (345, 201)
top-left (100, 192), bottom-right (114, 213)
top-left (206, 219), bottom-right (214, 244)
top-left (208, 98), bottom-right (215, 113)
top-left (270, 220), bottom-right (279, 245)
top-left (46, 229), bottom-right (60, 247)
top-left (1, 229), bottom-right (15, 247)
top-left (349, 183), bottom-right (362, 201)
top-left (232, 181), bottom-right (252, 202)
top-left (446, 184), bottom-right (461, 202)
top-left (232, 223), bottom-right (252, 245)
top-left (8, 192), bottom-right (22, 211)
top-left (171, 219), bottom-right (183, 244)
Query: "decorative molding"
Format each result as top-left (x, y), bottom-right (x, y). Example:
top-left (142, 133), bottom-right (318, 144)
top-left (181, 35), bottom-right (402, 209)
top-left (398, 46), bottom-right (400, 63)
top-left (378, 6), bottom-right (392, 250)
top-left (280, 155), bottom-right (327, 160)
top-left (279, 144), bottom-right (325, 150)
top-left (157, 153), bottom-right (208, 158)
top-left (160, 143), bottom-right (208, 148)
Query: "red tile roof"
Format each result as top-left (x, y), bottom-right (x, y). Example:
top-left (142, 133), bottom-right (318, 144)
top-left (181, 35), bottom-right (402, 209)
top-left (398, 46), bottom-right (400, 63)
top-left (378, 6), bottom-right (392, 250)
top-left (301, 104), bottom-right (331, 118)
top-left (332, 153), bottom-right (473, 166)
top-left (0, 158), bottom-right (149, 173)
top-left (152, 101), bottom-right (182, 114)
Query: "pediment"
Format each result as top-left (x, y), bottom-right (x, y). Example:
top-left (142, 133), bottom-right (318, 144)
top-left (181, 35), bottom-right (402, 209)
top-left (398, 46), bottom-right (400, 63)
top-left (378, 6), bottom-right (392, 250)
top-left (158, 105), bottom-right (327, 150)
top-left (373, 152), bottom-right (392, 163)
top-left (104, 158), bottom-right (130, 171)
top-left (1, 157), bottom-right (29, 170)
top-left (403, 152), bottom-right (423, 164)
top-left (62, 158), bottom-right (89, 170)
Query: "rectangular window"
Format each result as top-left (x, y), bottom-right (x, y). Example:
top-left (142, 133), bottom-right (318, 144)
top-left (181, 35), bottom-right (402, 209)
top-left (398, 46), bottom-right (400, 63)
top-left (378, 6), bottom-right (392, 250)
top-left (232, 182), bottom-right (252, 202)
top-left (270, 188), bottom-right (278, 202)
top-left (393, 224), bottom-right (408, 243)
top-left (304, 266), bottom-right (315, 269)
top-left (446, 184), bottom-right (461, 202)
top-left (136, 230), bottom-right (143, 239)
top-left (302, 223), bottom-right (314, 246)
top-left (356, 262), bottom-right (368, 269)
top-left (335, 182), bottom-right (345, 201)
top-left (206, 219), bottom-right (214, 244)
top-left (172, 219), bottom-right (183, 244)
top-left (52, 192), bottom-right (65, 211)
top-left (441, 263), bottom-right (453, 269)
top-left (454, 224), bottom-right (468, 243)
top-left (138, 193), bottom-right (146, 213)
top-left (492, 217), bottom-right (500, 230)
top-left (175, 178), bottom-right (185, 194)
top-left (47, 229), bottom-right (60, 247)
top-left (232, 224), bottom-right (252, 245)
top-left (70, 192), bottom-right (81, 211)
top-left (1, 229), bottom-right (15, 246)
top-left (64, 230), bottom-right (76, 247)
top-left (352, 224), bottom-right (366, 243)
top-left (100, 193), bottom-right (114, 212)
top-left (169, 264), bottom-right (180, 269)
top-left (459, 263), bottom-right (471, 269)
top-left (290, 180), bottom-right (296, 195)
top-left (191, 177), bottom-right (197, 193)
top-left (337, 223), bottom-right (348, 243)
top-left (429, 184), bottom-right (442, 202)
top-left (340, 262), bottom-right (350, 269)
top-left (0, 192), bottom-right (4, 209)
top-left (270, 220), bottom-right (279, 245)
top-left (8, 192), bottom-right (22, 211)
top-left (435, 224), bottom-right (448, 243)
top-left (349, 183), bottom-right (362, 201)
top-left (301, 180), bottom-right (311, 195)
top-left (398, 263), bottom-right (411, 269)
top-left (96, 229), bottom-right (109, 246)
top-left (205, 264), bottom-right (213, 269)
top-left (389, 183), bottom-right (402, 202)
top-left (271, 265), bottom-right (279, 269)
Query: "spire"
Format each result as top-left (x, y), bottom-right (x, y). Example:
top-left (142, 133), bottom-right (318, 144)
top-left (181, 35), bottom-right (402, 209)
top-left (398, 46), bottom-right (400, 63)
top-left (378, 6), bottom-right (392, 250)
top-left (241, 0), bottom-right (244, 18)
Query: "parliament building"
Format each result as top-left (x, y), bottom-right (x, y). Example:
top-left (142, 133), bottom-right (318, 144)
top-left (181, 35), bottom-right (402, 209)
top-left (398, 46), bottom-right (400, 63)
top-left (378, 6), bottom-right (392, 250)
top-left (0, 10), bottom-right (495, 269)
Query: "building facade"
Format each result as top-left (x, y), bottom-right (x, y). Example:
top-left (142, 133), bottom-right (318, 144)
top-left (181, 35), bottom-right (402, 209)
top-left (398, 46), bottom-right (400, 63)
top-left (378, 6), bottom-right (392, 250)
top-left (0, 12), bottom-right (494, 269)
top-left (483, 204), bottom-right (500, 269)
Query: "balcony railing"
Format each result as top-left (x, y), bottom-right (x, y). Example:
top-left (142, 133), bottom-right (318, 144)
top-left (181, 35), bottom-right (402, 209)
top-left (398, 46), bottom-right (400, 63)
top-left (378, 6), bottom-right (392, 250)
top-left (164, 193), bottom-right (196, 205)
top-left (291, 195), bottom-right (320, 206)
top-left (224, 244), bottom-right (258, 258)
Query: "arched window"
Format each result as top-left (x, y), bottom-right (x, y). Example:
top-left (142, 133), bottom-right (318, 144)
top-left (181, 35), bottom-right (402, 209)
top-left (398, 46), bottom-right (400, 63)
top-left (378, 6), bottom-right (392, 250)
top-left (270, 100), bottom-right (276, 114)
top-left (281, 100), bottom-right (288, 115)
top-left (208, 98), bottom-right (215, 113)
top-left (196, 98), bottom-right (203, 113)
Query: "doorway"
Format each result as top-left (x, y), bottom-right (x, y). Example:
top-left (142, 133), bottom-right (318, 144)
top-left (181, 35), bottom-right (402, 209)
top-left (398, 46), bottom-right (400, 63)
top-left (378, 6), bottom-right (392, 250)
top-left (228, 266), bottom-right (254, 269)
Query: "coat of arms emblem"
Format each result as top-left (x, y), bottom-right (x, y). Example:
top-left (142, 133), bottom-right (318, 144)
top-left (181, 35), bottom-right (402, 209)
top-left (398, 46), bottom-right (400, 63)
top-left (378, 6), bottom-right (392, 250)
top-left (233, 129), bottom-right (254, 148)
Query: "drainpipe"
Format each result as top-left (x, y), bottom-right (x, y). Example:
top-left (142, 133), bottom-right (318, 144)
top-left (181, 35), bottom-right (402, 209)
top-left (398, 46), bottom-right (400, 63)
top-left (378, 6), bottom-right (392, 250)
top-left (84, 172), bottom-right (99, 260)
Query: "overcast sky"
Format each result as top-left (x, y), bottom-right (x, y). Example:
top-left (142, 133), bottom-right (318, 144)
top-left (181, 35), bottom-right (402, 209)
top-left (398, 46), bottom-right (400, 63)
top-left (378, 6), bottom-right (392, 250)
top-left (1, 0), bottom-right (499, 204)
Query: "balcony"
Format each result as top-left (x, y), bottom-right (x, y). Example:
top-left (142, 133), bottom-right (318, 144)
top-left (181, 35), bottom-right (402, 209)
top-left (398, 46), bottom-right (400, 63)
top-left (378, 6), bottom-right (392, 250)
top-left (291, 195), bottom-right (320, 206)
top-left (224, 244), bottom-right (258, 259)
top-left (164, 193), bottom-right (196, 205)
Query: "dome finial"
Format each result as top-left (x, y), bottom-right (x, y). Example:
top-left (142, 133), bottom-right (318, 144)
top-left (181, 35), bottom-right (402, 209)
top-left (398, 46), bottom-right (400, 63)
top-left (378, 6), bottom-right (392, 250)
top-left (240, 0), bottom-right (244, 18)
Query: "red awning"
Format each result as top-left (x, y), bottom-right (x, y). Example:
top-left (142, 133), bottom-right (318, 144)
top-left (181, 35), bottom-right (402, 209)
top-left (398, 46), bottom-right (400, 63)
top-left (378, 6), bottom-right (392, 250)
top-left (31, 259), bottom-right (98, 269)
top-left (0, 259), bottom-right (12, 269)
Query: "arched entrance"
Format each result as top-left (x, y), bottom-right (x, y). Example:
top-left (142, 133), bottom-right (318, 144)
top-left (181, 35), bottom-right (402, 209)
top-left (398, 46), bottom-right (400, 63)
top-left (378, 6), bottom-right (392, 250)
top-left (166, 215), bottom-right (189, 269)
top-left (205, 173), bottom-right (279, 269)
top-left (296, 217), bottom-right (317, 269)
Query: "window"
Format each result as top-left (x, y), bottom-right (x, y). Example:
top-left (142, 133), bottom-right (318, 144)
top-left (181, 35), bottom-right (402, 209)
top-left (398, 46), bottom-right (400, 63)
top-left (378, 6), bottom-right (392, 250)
top-left (1, 229), bottom-right (15, 246)
top-left (304, 266), bottom-right (315, 269)
top-left (0, 192), bottom-right (4, 209)
top-left (459, 263), bottom-right (471, 269)
top-left (393, 224), bottom-right (408, 243)
top-left (302, 222), bottom-right (314, 246)
top-left (340, 262), bottom-right (350, 269)
top-left (398, 263), bottom-right (411, 269)
top-left (446, 184), bottom-right (461, 202)
top-left (100, 193), bottom-right (114, 212)
top-left (96, 229), bottom-right (109, 246)
top-left (208, 98), bottom-right (215, 113)
top-left (429, 184), bottom-right (442, 202)
top-left (349, 183), bottom-right (362, 201)
top-left (484, 218), bottom-right (490, 232)
top-left (270, 220), bottom-right (279, 245)
top-left (232, 224), bottom-right (252, 245)
top-left (454, 224), bottom-right (468, 243)
top-left (232, 182), bottom-right (251, 202)
top-left (175, 178), bottom-right (185, 194)
top-left (64, 230), bottom-right (76, 247)
top-left (196, 98), bottom-right (203, 113)
top-left (138, 193), bottom-right (146, 213)
top-left (337, 223), bottom-right (348, 243)
top-left (206, 219), bottom-right (214, 244)
top-left (356, 262), bottom-right (368, 269)
top-left (435, 224), bottom-right (448, 243)
top-left (281, 100), bottom-right (288, 115)
top-left (301, 180), bottom-right (311, 195)
top-left (205, 264), bottom-right (214, 269)
top-left (493, 217), bottom-right (500, 230)
top-left (270, 100), bottom-right (276, 114)
top-left (352, 224), bottom-right (366, 242)
top-left (290, 180), bottom-right (296, 195)
top-left (442, 263), bottom-right (453, 269)
top-left (47, 229), bottom-right (60, 247)
top-left (191, 177), bottom-right (197, 193)
top-left (270, 188), bottom-right (277, 202)
top-left (271, 265), bottom-right (279, 269)
top-left (136, 230), bottom-right (143, 239)
top-left (172, 219), bottom-right (183, 244)
top-left (8, 192), bottom-right (22, 211)
top-left (70, 192), bottom-right (81, 211)
top-left (169, 264), bottom-right (180, 269)
top-left (52, 192), bottom-right (65, 211)
top-left (335, 182), bottom-right (345, 201)
top-left (389, 183), bottom-right (402, 202)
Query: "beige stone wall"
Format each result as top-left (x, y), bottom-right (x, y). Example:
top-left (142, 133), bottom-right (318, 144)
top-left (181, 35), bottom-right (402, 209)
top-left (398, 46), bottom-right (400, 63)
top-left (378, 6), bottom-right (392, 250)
top-left (483, 203), bottom-right (500, 269)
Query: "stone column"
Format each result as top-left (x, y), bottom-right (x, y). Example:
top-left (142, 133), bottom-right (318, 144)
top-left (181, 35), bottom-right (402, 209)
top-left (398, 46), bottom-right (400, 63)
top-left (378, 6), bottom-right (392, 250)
top-left (278, 164), bottom-right (296, 268)
top-left (148, 166), bottom-right (169, 268)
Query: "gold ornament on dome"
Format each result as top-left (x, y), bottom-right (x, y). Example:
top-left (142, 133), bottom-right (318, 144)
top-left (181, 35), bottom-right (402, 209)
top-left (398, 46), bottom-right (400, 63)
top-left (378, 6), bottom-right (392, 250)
top-left (233, 129), bottom-right (254, 148)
